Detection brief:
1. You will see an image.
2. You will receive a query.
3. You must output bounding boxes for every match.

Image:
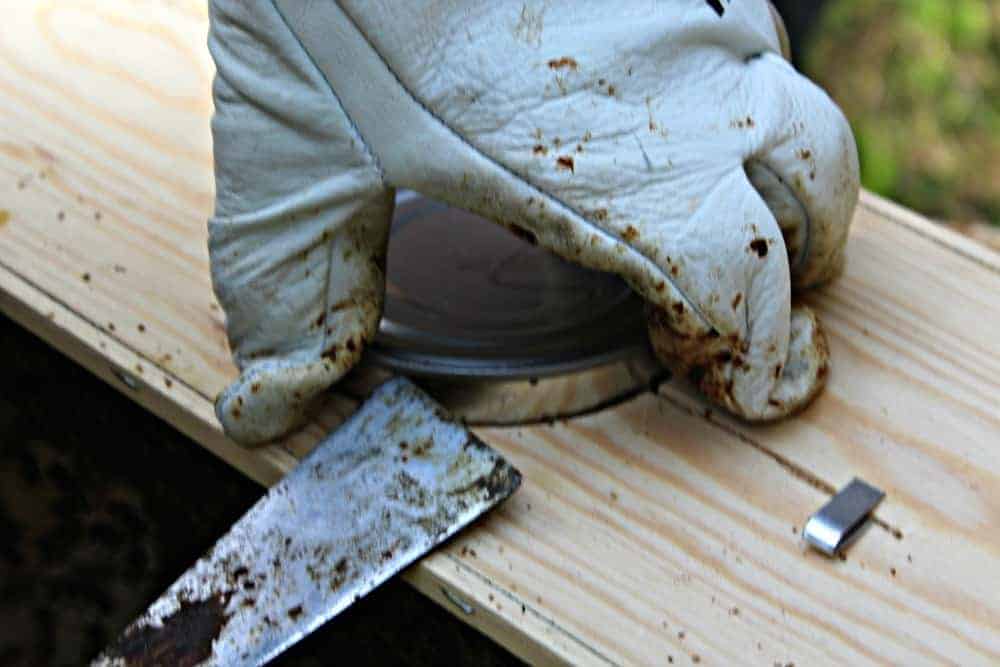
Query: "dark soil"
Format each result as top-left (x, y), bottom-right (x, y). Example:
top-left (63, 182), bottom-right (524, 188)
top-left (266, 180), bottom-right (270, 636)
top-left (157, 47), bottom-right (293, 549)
top-left (0, 314), bottom-right (520, 666)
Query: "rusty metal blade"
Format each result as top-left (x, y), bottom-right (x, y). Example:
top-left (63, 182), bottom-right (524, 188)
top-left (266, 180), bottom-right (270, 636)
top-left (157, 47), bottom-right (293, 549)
top-left (93, 378), bottom-right (521, 667)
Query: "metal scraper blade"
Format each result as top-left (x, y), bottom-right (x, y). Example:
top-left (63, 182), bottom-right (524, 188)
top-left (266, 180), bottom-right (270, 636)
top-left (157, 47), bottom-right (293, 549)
top-left (94, 378), bottom-right (521, 666)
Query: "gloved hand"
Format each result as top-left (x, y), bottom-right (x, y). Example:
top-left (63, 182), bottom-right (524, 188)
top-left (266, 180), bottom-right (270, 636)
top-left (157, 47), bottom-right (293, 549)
top-left (208, 0), bottom-right (859, 446)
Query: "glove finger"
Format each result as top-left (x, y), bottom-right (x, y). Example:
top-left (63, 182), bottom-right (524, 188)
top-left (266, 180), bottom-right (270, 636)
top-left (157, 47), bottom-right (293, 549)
top-left (209, 1), bottom-right (390, 446)
top-left (744, 54), bottom-right (860, 289)
top-left (647, 167), bottom-right (827, 419)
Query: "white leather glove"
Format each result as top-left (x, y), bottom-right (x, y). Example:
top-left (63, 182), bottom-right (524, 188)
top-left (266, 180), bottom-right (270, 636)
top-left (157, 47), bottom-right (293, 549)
top-left (208, 0), bottom-right (859, 446)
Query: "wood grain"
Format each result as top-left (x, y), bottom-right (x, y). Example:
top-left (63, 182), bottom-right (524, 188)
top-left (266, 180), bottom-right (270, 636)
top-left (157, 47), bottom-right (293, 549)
top-left (2, 3), bottom-right (999, 665)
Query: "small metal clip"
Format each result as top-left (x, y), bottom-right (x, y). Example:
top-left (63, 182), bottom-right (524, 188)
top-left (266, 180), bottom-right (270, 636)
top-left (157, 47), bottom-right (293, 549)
top-left (804, 478), bottom-right (885, 557)
top-left (440, 587), bottom-right (475, 616)
top-left (112, 367), bottom-right (141, 391)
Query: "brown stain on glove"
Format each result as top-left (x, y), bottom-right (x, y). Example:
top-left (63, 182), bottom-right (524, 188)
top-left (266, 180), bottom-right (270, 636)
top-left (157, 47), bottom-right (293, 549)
top-left (647, 303), bottom-right (830, 420)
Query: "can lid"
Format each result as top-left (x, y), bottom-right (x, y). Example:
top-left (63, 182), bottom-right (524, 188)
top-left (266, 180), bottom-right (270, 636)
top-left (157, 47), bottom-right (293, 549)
top-left (370, 193), bottom-right (648, 379)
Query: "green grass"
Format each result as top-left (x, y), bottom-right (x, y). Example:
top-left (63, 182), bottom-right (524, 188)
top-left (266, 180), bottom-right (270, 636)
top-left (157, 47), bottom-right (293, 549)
top-left (804, 1), bottom-right (1000, 226)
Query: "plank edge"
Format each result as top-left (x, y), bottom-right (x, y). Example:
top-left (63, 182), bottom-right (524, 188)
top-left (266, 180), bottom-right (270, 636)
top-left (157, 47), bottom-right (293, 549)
top-left (859, 190), bottom-right (1000, 274)
top-left (0, 259), bottom-right (604, 666)
top-left (406, 553), bottom-right (614, 666)
top-left (0, 259), bottom-right (299, 485)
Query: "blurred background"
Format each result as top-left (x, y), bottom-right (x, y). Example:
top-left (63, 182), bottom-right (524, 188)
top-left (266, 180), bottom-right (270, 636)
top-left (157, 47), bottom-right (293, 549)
top-left (779, 0), bottom-right (1000, 250)
top-left (2, 2), bottom-right (999, 665)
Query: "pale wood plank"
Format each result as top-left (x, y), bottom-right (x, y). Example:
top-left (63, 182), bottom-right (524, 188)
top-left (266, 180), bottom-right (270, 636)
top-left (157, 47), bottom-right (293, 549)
top-left (470, 401), bottom-right (992, 666)
top-left (2, 3), bottom-right (999, 665)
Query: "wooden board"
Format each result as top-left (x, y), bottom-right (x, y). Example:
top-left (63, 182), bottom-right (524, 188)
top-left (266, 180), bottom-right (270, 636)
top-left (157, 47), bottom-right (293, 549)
top-left (2, 3), bottom-right (999, 664)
